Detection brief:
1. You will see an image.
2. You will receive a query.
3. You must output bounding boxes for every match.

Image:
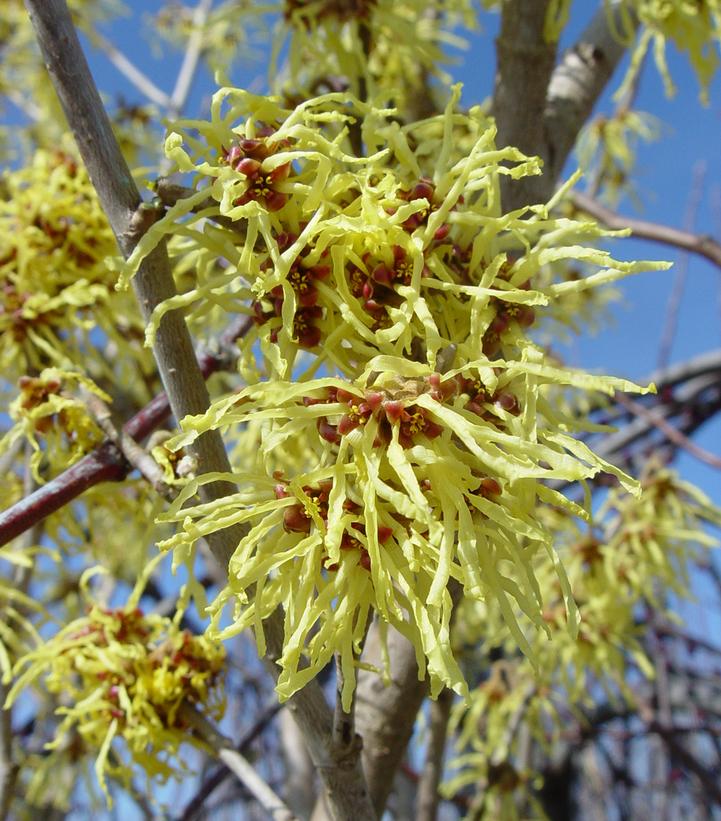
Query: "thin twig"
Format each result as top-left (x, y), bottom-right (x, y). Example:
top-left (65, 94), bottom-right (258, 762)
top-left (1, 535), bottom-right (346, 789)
top-left (0, 449), bottom-right (40, 821)
top-left (416, 688), bottom-right (454, 821)
top-left (570, 190), bottom-right (721, 271)
top-left (613, 392), bottom-right (721, 470)
top-left (5, 89), bottom-right (42, 122)
top-left (178, 700), bottom-right (284, 821)
top-left (0, 439), bottom-right (25, 481)
top-left (657, 161), bottom-right (707, 370)
top-left (181, 706), bottom-right (298, 821)
top-left (332, 651), bottom-right (357, 753)
top-left (648, 606), bottom-right (673, 821)
top-left (711, 185), bottom-right (721, 344)
top-left (0, 652), bottom-right (18, 815)
top-left (655, 725), bottom-right (721, 806)
top-left (168, 0), bottom-right (214, 119)
top-left (84, 27), bottom-right (171, 108)
top-left (153, 178), bottom-right (244, 234)
top-left (82, 390), bottom-right (173, 499)
top-left (0, 314), bottom-right (252, 548)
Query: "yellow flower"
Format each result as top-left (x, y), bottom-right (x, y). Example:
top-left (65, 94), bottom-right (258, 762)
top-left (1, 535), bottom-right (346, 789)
top-left (129, 84), bottom-right (671, 709)
top-left (6, 564), bottom-right (226, 805)
top-left (0, 368), bottom-right (110, 481)
top-left (613, 0), bottom-right (721, 100)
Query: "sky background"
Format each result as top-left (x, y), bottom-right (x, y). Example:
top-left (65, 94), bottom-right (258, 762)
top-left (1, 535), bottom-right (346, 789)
top-left (4, 3), bottom-right (721, 813)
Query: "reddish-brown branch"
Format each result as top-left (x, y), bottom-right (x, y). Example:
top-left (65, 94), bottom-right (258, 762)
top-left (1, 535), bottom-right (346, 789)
top-left (614, 392), bottom-right (721, 470)
top-left (570, 190), bottom-right (721, 271)
top-left (0, 443), bottom-right (126, 546)
top-left (0, 316), bottom-right (252, 548)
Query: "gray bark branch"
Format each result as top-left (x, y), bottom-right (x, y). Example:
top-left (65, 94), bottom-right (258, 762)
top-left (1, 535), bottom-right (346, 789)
top-left (492, 0), bottom-right (557, 210)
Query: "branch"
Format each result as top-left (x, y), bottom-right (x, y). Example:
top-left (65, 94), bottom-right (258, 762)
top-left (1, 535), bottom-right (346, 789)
top-left (332, 650), bottom-right (360, 758)
top-left (25, 0), bottom-right (241, 566)
top-left (649, 721), bottom-right (721, 805)
top-left (0, 441), bottom-right (126, 547)
top-left (263, 616), bottom-right (376, 820)
top-left (82, 390), bottom-right (173, 499)
top-left (581, 351), bottom-right (721, 470)
top-left (491, 0), bottom-right (557, 211)
top-left (22, 8), bottom-right (375, 817)
top-left (181, 707), bottom-right (298, 821)
top-left (168, 0), bottom-right (213, 119)
top-left (84, 27), bottom-right (171, 109)
top-left (656, 161), bottom-right (707, 370)
top-left (539, 1), bottom-right (633, 202)
top-left (278, 708), bottom-right (316, 819)
top-left (154, 178), bottom-right (243, 234)
top-left (0, 453), bottom-right (39, 821)
top-left (354, 626), bottom-right (429, 815)
top-left (178, 700), bottom-right (284, 821)
top-left (613, 392), bottom-right (721, 470)
top-left (570, 190), bottom-right (721, 271)
top-left (0, 315), bottom-right (252, 548)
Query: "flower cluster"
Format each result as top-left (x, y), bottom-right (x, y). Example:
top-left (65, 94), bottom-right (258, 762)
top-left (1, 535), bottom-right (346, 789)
top-left (7, 596), bottom-right (226, 802)
top-left (273, 0), bottom-right (477, 110)
top-left (445, 465), bottom-right (721, 814)
top-left (129, 86), bottom-right (667, 707)
top-left (575, 108), bottom-right (660, 205)
top-left (0, 145), bottom-right (146, 387)
top-left (0, 368), bottom-right (109, 480)
top-left (0, 545), bottom-right (44, 687)
top-left (0, 2), bottom-right (124, 163)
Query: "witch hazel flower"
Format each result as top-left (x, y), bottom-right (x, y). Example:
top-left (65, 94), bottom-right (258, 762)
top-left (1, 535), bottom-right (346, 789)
top-left (159, 350), bottom-right (657, 701)
top-left (252, 230), bottom-right (331, 348)
top-left (127, 85), bottom-right (671, 707)
top-left (222, 126), bottom-right (293, 212)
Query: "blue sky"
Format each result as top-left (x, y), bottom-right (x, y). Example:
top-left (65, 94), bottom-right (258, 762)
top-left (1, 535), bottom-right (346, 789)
top-left (4, 4), bottom-right (721, 814)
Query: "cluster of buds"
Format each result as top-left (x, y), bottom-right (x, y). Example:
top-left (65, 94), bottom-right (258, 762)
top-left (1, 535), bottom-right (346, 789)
top-left (346, 245), bottom-right (427, 329)
top-left (308, 381), bottom-right (443, 449)
top-left (441, 246), bottom-right (536, 357)
top-left (0, 145), bottom-right (121, 376)
top-left (26, 605), bottom-right (225, 741)
top-left (2, 368), bottom-right (111, 479)
top-left (17, 373), bottom-right (63, 415)
top-left (306, 371), bottom-right (522, 448)
top-left (457, 375), bottom-right (522, 420)
top-left (222, 126), bottom-right (293, 212)
top-left (395, 177), bottom-right (452, 240)
top-left (13, 372), bottom-right (90, 442)
top-left (482, 295), bottom-right (537, 357)
top-left (253, 232), bottom-right (330, 347)
top-left (273, 479), bottom-right (393, 570)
